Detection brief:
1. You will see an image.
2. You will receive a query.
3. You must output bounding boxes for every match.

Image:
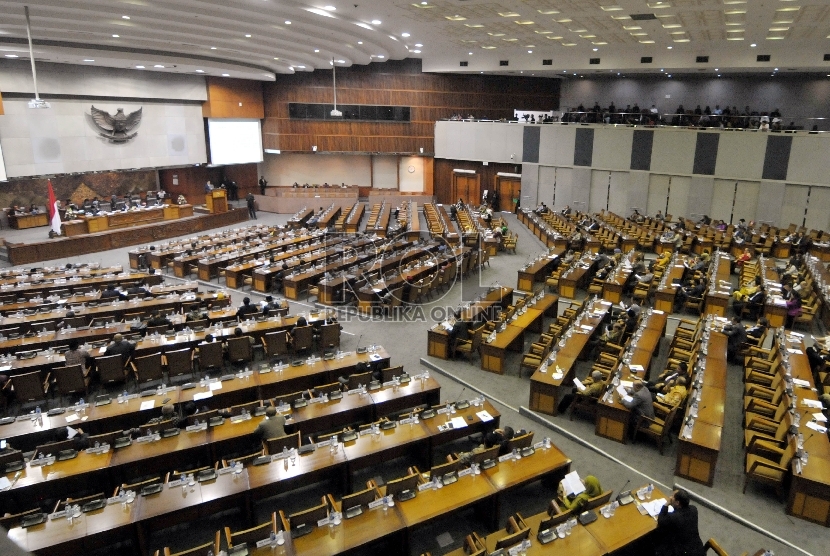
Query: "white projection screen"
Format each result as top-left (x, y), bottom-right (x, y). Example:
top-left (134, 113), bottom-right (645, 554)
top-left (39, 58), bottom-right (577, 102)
top-left (207, 119), bottom-right (263, 165)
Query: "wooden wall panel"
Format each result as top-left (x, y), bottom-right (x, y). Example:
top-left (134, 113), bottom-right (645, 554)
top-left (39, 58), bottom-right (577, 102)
top-left (433, 159), bottom-right (522, 205)
top-left (0, 91), bottom-right (4, 115)
top-left (202, 77), bottom-right (264, 119)
top-left (158, 163), bottom-right (259, 201)
top-left (263, 58), bottom-right (558, 155)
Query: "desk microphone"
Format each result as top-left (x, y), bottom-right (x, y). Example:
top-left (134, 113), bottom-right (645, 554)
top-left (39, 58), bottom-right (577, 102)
top-left (453, 387), bottom-right (467, 404)
top-left (355, 334), bottom-right (363, 350)
top-left (616, 479), bottom-right (633, 505)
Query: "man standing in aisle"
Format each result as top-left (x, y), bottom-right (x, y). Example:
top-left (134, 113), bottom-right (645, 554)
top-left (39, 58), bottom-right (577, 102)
top-left (246, 192), bottom-right (257, 220)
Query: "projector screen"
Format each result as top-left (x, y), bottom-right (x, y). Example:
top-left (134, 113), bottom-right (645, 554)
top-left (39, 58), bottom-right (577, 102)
top-left (207, 119), bottom-right (263, 165)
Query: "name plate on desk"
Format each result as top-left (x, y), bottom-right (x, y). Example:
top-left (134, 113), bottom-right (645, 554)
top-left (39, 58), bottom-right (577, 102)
top-left (84, 444), bottom-right (110, 455)
top-left (136, 433), bottom-right (161, 443)
top-left (217, 466), bottom-right (234, 476)
top-left (186, 423), bottom-right (208, 432)
top-left (30, 457), bottom-right (56, 467)
top-left (317, 517), bottom-right (331, 527)
top-left (417, 482), bottom-right (433, 492)
top-left (498, 453), bottom-right (519, 463)
top-left (167, 479), bottom-right (186, 488)
top-left (49, 510), bottom-right (67, 520)
top-left (436, 407), bottom-right (451, 415)
top-left (399, 417), bottom-right (415, 425)
top-left (457, 467), bottom-right (473, 478)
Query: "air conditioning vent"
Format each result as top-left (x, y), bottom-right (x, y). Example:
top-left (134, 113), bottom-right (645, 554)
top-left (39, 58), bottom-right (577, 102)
top-left (460, 61), bottom-right (468, 67)
top-left (696, 56), bottom-right (709, 63)
top-left (542, 59), bottom-right (552, 65)
top-left (824, 54), bottom-right (830, 61)
top-left (640, 56), bottom-right (653, 64)
top-left (499, 60), bottom-right (509, 66)
top-left (757, 54), bottom-right (771, 62)
top-left (589, 58), bottom-right (600, 65)
top-left (630, 13), bottom-right (657, 21)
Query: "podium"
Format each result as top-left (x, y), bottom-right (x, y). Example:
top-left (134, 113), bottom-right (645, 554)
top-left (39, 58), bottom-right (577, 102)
top-left (205, 189), bottom-right (228, 213)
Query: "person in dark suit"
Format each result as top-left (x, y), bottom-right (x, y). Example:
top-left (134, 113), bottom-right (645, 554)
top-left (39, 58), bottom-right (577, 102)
top-left (236, 297), bottom-right (258, 319)
top-left (104, 333), bottom-right (134, 363)
top-left (722, 316), bottom-right (747, 363)
top-left (146, 311), bottom-right (173, 328)
top-left (655, 489), bottom-right (705, 556)
top-left (100, 284), bottom-right (126, 301)
top-left (255, 406), bottom-right (286, 442)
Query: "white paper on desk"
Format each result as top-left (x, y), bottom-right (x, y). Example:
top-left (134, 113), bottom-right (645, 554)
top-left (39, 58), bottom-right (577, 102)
top-left (788, 348), bottom-right (804, 355)
top-left (66, 426), bottom-right (78, 439)
top-left (562, 471), bottom-right (585, 497)
top-left (209, 381), bottom-right (223, 391)
top-left (139, 400), bottom-right (155, 411)
top-left (620, 380), bottom-right (634, 389)
top-left (64, 413), bottom-right (79, 423)
top-left (0, 477), bottom-right (10, 490)
top-left (629, 364), bottom-right (644, 373)
top-left (813, 413), bottom-right (828, 423)
top-left (802, 399), bottom-right (823, 409)
top-left (573, 377), bottom-right (586, 392)
top-left (806, 421), bottom-right (828, 434)
top-left (0, 365), bottom-right (12, 372)
top-left (652, 310), bottom-right (664, 315)
top-left (99, 347), bottom-right (106, 355)
top-left (449, 417), bottom-right (468, 429)
top-left (643, 499), bottom-right (671, 517)
top-left (792, 378), bottom-right (811, 388)
top-left (476, 410), bottom-right (494, 422)
top-left (193, 391), bottom-right (213, 401)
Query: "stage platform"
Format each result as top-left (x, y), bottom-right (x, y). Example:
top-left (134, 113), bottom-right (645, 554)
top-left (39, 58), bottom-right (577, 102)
top-left (2, 207), bottom-right (248, 266)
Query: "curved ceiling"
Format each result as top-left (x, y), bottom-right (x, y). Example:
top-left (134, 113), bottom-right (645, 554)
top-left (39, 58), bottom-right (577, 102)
top-left (0, 1), bottom-right (828, 81)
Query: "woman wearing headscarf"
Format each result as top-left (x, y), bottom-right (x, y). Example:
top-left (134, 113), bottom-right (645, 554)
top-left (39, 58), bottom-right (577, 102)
top-left (558, 475), bottom-right (603, 512)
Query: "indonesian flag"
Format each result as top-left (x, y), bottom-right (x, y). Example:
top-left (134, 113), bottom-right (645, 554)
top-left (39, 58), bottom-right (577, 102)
top-left (47, 179), bottom-right (61, 236)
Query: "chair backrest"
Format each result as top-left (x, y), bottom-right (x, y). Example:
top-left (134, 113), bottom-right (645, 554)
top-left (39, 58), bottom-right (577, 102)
top-left (503, 431), bottom-right (534, 452)
top-left (139, 418), bottom-right (175, 436)
top-left (54, 365), bottom-right (87, 395)
top-left (703, 538), bottom-right (729, 556)
top-left (292, 325), bottom-right (314, 350)
top-left (264, 431), bottom-right (301, 454)
top-left (230, 400), bottom-right (262, 416)
top-left (186, 410), bottom-right (218, 427)
top-left (134, 352), bottom-right (164, 383)
top-left (11, 371), bottom-right (47, 402)
top-left (263, 331), bottom-right (288, 357)
top-left (585, 490), bottom-right (614, 510)
top-left (164, 531), bottom-right (221, 556)
top-left (430, 460), bottom-right (460, 482)
top-left (227, 336), bottom-right (253, 362)
top-left (97, 354), bottom-right (127, 384)
top-left (165, 348), bottom-right (193, 377)
top-left (288, 498), bottom-right (329, 530)
top-left (34, 439), bottom-right (75, 459)
top-left (88, 431), bottom-right (121, 447)
top-left (0, 508), bottom-right (41, 530)
top-left (347, 371), bottom-right (373, 389)
top-left (380, 365), bottom-right (404, 382)
top-left (225, 513), bottom-right (278, 548)
top-left (493, 526), bottom-right (530, 550)
top-left (312, 382), bottom-right (342, 396)
top-left (272, 390), bottom-right (306, 408)
top-left (319, 323), bottom-right (341, 349)
top-left (198, 340), bottom-right (224, 370)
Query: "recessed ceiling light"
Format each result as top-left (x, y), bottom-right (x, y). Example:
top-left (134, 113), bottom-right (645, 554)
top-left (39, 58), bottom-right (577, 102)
top-left (357, 41), bottom-right (363, 44)
top-left (775, 67), bottom-right (779, 70)
top-left (323, 5), bottom-right (336, 10)
top-left (136, 65), bottom-right (145, 69)
top-left (285, 20), bottom-right (291, 24)
top-left (593, 48), bottom-right (598, 51)
top-left (402, 32), bottom-right (410, 37)
top-left (5, 54), bottom-right (18, 58)
top-left (195, 69), bottom-right (205, 73)
top-left (112, 34), bottom-right (119, 38)
top-left (413, 50), bottom-right (421, 53)
top-left (314, 49), bottom-right (319, 52)
top-left (154, 64), bottom-right (164, 68)
top-left (245, 34), bottom-right (252, 37)
top-left (222, 73), bottom-right (230, 76)
top-left (371, 19), bottom-right (382, 25)
top-left (377, 55), bottom-right (385, 58)
top-left (210, 46), bottom-right (217, 50)
top-left (297, 65), bottom-right (305, 68)
top-left (274, 57), bottom-right (279, 60)
top-left (415, 43), bottom-right (422, 47)
top-left (83, 59), bottom-right (94, 62)
top-left (667, 46), bottom-right (672, 49)
top-left (528, 50), bottom-right (533, 53)
top-left (122, 15), bottom-right (130, 20)
top-left (750, 43), bottom-right (756, 47)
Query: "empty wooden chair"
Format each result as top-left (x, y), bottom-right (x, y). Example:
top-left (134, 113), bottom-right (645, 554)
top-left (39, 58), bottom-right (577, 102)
top-left (164, 348), bottom-right (195, 380)
top-left (132, 352), bottom-right (164, 386)
top-left (97, 354), bottom-right (129, 386)
top-left (53, 365), bottom-right (91, 401)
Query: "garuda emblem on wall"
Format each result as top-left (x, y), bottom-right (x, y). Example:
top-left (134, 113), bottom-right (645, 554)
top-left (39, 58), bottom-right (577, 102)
top-left (90, 106), bottom-right (143, 142)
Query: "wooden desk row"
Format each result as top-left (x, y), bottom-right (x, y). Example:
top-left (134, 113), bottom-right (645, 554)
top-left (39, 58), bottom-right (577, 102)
top-left (6, 399), bottom-right (505, 556)
top-left (1, 372), bottom-right (438, 503)
top-left (0, 272), bottom-right (163, 301)
top-left (517, 248), bottom-right (564, 293)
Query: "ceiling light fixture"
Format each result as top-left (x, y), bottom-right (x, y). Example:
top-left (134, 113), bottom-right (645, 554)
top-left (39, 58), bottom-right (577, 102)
top-left (285, 20), bottom-right (291, 24)
top-left (210, 46), bottom-right (217, 49)
top-left (371, 19), bottom-right (381, 25)
top-left (195, 69), bottom-right (205, 72)
top-left (83, 59), bottom-right (94, 62)
top-left (415, 43), bottom-right (422, 47)
top-left (154, 64), bottom-right (164, 68)
top-left (402, 32), bottom-right (410, 37)
top-left (245, 34), bottom-right (252, 37)
top-left (222, 73), bottom-right (230, 76)
top-left (136, 65), bottom-right (144, 68)
top-left (112, 34), bottom-right (119, 37)
top-left (122, 15), bottom-right (130, 20)
top-left (413, 50), bottom-right (421, 53)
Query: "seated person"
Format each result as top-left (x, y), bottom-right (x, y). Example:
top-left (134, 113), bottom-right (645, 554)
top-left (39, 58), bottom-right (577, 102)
top-left (236, 296), bottom-right (259, 319)
top-left (456, 429), bottom-right (506, 464)
top-left (733, 276), bottom-right (761, 301)
top-left (648, 361), bottom-right (689, 393)
top-left (657, 376), bottom-right (688, 407)
top-left (185, 307), bottom-right (208, 322)
top-left (146, 311), bottom-right (173, 329)
top-left (746, 317), bottom-right (768, 340)
top-left (557, 370), bottom-right (607, 413)
top-left (231, 326), bottom-right (255, 347)
top-left (617, 380), bottom-right (655, 424)
top-left (105, 333), bottom-right (134, 362)
top-left (100, 284), bottom-right (127, 301)
top-left (558, 475), bottom-right (603, 512)
top-left (64, 338), bottom-right (91, 369)
top-left (733, 285), bottom-right (765, 320)
top-left (255, 406), bottom-right (286, 442)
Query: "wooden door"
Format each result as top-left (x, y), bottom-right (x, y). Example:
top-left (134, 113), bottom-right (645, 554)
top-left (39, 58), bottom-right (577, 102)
top-left (494, 177), bottom-right (521, 212)
top-left (452, 173), bottom-right (480, 206)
